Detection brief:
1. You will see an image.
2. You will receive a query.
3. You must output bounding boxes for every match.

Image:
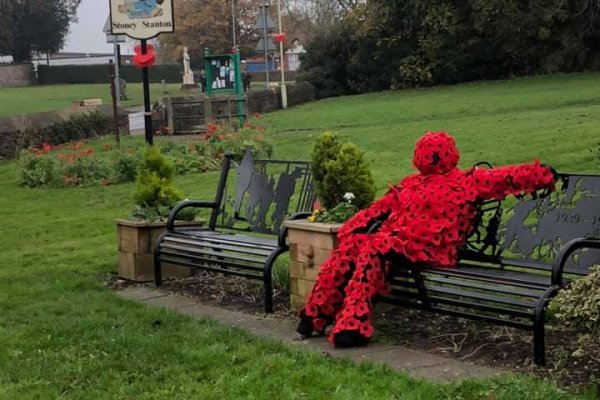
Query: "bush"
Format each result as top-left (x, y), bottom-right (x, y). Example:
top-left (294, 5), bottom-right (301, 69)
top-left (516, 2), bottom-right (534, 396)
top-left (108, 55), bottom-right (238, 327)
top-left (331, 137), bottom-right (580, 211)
top-left (36, 111), bottom-right (112, 145)
top-left (296, 23), bottom-right (354, 99)
top-left (311, 132), bottom-right (375, 211)
top-left (63, 155), bottom-right (112, 186)
top-left (112, 151), bottom-right (140, 183)
top-left (131, 147), bottom-right (186, 222)
top-left (322, 142), bottom-right (376, 209)
top-left (549, 266), bottom-right (600, 334)
top-left (19, 152), bottom-right (59, 187)
top-left (20, 142), bottom-right (120, 187)
top-left (199, 122), bottom-right (273, 163)
top-left (311, 132), bottom-right (342, 209)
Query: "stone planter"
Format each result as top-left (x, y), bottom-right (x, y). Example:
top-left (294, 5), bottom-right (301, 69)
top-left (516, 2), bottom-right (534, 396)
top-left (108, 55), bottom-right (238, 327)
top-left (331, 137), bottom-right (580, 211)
top-left (284, 219), bottom-right (341, 311)
top-left (116, 219), bottom-right (204, 282)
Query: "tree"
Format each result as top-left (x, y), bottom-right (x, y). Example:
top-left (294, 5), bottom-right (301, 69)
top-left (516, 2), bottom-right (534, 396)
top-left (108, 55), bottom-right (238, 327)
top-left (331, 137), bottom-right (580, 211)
top-left (158, 0), bottom-right (266, 65)
top-left (0, 1), bottom-right (15, 56)
top-left (0, 0), bottom-right (80, 63)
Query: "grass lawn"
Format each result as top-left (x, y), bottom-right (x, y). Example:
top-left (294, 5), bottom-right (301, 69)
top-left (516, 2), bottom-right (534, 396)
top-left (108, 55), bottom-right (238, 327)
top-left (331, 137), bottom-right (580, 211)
top-left (0, 83), bottom-right (189, 118)
top-left (1, 73), bottom-right (599, 399)
top-left (0, 82), bottom-right (291, 118)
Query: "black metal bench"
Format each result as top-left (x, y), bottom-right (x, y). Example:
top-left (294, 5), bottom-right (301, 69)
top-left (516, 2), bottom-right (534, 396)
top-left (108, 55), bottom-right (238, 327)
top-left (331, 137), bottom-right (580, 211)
top-left (378, 171), bottom-right (600, 365)
top-left (154, 149), bottom-right (315, 313)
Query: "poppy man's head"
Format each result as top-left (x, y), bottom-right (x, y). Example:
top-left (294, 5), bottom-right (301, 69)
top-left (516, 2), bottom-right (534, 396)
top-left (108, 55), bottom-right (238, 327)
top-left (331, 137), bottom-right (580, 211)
top-left (413, 131), bottom-right (460, 175)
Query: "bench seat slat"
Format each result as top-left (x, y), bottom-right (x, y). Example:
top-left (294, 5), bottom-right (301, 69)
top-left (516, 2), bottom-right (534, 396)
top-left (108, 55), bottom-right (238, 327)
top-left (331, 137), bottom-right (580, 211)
top-left (160, 243), bottom-right (269, 264)
top-left (425, 264), bottom-right (550, 289)
top-left (175, 230), bottom-right (278, 249)
top-left (160, 251), bottom-right (266, 273)
top-left (420, 284), bottom-right (537, 308)
top-left (161, 256), bottom-right (264, 279)
top-left (388, 281), bottom-right (537, 309)
top-left (163, 237), bottom-right (275, 257)
top-left (381, 295), bottom-right (533, 328)
top-left (388, 274), bottom-right (545, 299)
top-left (385, 289), bottom-right (535, 319)
top-left (420, 275), bottom-right (545, 298)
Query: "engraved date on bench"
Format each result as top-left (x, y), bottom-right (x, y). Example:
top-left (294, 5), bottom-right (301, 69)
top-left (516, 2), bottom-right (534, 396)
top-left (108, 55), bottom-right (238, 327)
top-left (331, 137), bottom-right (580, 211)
top-left (554, 212), bottom-right (582, 224)
top-left (554, 213), bottom-right (600, 225)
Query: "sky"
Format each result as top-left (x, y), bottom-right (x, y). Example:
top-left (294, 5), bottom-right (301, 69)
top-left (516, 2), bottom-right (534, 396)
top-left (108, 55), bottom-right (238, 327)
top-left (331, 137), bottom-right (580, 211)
top-left (64, 0), bottom-right (119, 54)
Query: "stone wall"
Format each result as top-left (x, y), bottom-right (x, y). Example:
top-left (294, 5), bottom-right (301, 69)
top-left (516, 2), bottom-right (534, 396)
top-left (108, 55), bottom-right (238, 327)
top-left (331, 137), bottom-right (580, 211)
top-left (0, 64), bottom-right (34, 87)
top-left (159, 83), bottom-right (316, 134)
top-left (245, 82), bottom-right (315, 114)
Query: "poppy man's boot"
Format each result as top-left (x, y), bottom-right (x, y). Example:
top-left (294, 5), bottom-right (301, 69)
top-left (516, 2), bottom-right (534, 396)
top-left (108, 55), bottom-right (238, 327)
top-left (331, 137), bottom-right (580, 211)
top-left (333, 330), bottom-right (370, 348)
top-left (296, 315), bottom-right (314, 338)
top-left (297, 249), bottom-right (355, 338)
top-left (330, 251), bottom-right (390, 348)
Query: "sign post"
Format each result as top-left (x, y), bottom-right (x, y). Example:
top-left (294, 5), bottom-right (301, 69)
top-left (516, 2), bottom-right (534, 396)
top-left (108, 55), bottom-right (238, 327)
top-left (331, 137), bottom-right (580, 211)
top-left (255, 5), bottom-right (276, 88)
top-left (109, 0), bottom-right (175, 146)
top-left (103, 16), bottom-right (125, 105)
top-left (108, 60), bottom-right (121, 147)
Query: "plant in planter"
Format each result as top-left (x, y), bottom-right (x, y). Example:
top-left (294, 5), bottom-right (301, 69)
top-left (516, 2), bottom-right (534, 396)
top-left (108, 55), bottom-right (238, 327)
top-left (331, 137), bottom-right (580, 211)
top-left (309, 131), bottom-right (376, 223)
top-left (286, 132), bottom-right (376, 310)
top-left (116, 148), bottom-right (201, 282)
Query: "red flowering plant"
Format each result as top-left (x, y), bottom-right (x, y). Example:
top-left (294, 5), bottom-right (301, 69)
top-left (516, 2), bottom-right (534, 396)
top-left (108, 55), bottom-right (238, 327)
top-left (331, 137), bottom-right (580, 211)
top-left (196, 121), bottom-right (273, 162)
top-left (20, 142), bottom-right (111, 187)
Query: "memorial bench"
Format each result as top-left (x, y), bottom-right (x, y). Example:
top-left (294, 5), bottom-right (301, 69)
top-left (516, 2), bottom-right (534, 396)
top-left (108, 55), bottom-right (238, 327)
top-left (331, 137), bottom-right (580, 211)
top-left (154, 149), bottom-right (315, 313)
top-left (375, 170), bottom-right (600, 365)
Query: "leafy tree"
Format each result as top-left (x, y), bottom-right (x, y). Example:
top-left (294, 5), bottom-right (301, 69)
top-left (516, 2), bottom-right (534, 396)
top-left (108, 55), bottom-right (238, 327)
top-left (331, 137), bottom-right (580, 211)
top-left (158, 0), bottom-right (266, 65)
top-left (300, 0), bottom-right (600, 94)
top-left (296, 22), bottom-right (355, 98)
top-left (0, 0), bottom-right (80, 62)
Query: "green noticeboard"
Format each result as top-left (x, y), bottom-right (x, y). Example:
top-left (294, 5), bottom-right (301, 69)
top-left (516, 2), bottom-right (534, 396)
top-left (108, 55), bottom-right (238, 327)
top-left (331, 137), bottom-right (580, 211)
top-left (204, 46), bottom-right (245, 126)
top-left (204, 47), bottom-right (243, 96)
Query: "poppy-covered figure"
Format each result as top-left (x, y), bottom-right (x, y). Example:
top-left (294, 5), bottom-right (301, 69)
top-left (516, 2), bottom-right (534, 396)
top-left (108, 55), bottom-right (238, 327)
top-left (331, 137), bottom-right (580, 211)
top-left (297, 132), bottom-right (556, 348)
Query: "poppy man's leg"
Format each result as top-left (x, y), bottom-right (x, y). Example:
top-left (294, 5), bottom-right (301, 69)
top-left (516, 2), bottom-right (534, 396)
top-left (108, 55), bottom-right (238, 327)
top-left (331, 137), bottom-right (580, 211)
top-left (329, 246), bottom-right (390, 348)
top-left (297, 243), bottom-right (356, 337)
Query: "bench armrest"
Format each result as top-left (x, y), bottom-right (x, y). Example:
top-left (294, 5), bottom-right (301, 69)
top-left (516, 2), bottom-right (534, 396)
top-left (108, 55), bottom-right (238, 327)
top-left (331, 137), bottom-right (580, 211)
top-left (552, 237), bottom-right (600, 286)
top-left (167, 200), bottom-right (218, 232)
top-left (278, 212), bottom-right (313, 248)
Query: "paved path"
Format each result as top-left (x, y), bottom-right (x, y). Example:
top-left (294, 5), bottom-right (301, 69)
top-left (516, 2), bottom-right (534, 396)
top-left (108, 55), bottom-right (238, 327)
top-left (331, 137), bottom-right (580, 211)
top-left (117, 287), bottom-right (503, 383)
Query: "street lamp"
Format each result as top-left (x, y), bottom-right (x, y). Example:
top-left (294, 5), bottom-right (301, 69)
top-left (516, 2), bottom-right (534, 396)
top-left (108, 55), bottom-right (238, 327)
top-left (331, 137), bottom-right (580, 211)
top-left (276, 0), bottom-right (287, 109)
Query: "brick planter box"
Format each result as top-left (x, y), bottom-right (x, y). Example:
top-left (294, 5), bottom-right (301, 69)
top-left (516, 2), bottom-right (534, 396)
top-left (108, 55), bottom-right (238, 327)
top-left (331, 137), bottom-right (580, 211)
top-left (284, 219), bottom-right (341, 311)
top-left (116, 219), bottom-right (204, 282)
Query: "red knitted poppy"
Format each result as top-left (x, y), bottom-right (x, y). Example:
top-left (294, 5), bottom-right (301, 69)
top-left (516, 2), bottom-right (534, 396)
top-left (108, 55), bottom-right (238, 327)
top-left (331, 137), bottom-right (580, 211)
top-left (299, 131), bottom-right (555, 346)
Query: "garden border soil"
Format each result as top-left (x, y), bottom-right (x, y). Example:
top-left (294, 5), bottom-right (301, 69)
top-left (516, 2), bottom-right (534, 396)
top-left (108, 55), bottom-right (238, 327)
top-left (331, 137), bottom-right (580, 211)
top-left (105, 272), bottom-right (600, 393)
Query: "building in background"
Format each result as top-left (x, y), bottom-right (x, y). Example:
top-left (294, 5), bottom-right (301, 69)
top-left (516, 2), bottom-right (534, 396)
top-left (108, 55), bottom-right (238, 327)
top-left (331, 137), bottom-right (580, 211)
top-left (285, 39), bottom-right (305, 71)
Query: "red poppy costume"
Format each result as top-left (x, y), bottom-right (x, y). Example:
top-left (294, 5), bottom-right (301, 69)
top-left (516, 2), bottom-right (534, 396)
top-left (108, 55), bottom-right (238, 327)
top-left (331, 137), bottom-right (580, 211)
top-left (297, 132), bottom-right (555, 348)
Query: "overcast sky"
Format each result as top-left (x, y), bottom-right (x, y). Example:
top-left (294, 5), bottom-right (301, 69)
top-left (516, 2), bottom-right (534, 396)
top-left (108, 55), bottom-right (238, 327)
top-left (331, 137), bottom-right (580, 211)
top-left (64, 0), bottom-right (117, 54)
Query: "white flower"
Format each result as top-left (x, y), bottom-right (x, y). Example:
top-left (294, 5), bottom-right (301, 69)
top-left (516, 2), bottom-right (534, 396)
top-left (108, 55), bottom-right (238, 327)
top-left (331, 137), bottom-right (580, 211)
top-left (343, 192), bottom-right (355, 203)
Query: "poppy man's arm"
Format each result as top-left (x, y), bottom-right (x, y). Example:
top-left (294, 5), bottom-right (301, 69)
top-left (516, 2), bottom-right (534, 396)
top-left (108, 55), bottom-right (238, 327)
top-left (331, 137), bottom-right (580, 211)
top-left (337, 187), bottom-right (399, 241)
top-left (472, 161), bottom-right (555, 201)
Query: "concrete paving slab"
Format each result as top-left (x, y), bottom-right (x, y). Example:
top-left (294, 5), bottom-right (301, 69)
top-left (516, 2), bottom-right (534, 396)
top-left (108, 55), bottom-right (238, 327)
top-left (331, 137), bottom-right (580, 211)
top-left (116, 287), bottom-right (503, 382)
top-left (117, 287), bottom-right (168, 301)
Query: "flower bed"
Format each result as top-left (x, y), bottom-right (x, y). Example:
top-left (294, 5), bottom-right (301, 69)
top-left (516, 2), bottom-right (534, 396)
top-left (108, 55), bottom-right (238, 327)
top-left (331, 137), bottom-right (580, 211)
top-left (19, 123), bottom-right (272, 188)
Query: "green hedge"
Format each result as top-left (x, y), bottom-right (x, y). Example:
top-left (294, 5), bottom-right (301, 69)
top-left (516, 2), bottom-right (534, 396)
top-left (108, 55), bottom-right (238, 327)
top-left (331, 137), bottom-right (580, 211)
top-left (37, 64), bottom-right (182, 84)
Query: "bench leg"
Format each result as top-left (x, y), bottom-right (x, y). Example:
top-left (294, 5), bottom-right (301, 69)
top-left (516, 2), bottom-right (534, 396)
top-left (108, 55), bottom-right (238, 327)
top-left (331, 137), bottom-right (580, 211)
top-left (264, 249), bottom-right (284, 314)
top-left (533, 313), bottom-right (545, 366)
top-left (264, 276), bottom-right (273, 314)
top-left (154, 253), bottom-right (162, 287)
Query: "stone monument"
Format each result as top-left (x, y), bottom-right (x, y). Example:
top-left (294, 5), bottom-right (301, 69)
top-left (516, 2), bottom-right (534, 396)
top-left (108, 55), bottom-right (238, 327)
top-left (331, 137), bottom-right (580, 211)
top-left (181, 47), bottom-right (198, 90)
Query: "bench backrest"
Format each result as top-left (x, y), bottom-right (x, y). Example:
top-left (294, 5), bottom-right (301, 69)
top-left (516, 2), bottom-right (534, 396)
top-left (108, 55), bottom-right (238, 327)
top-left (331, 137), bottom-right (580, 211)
top-left (468, 173), bottom-right (600, 276)
top-left (209, 148), bottom-right (315, 235)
